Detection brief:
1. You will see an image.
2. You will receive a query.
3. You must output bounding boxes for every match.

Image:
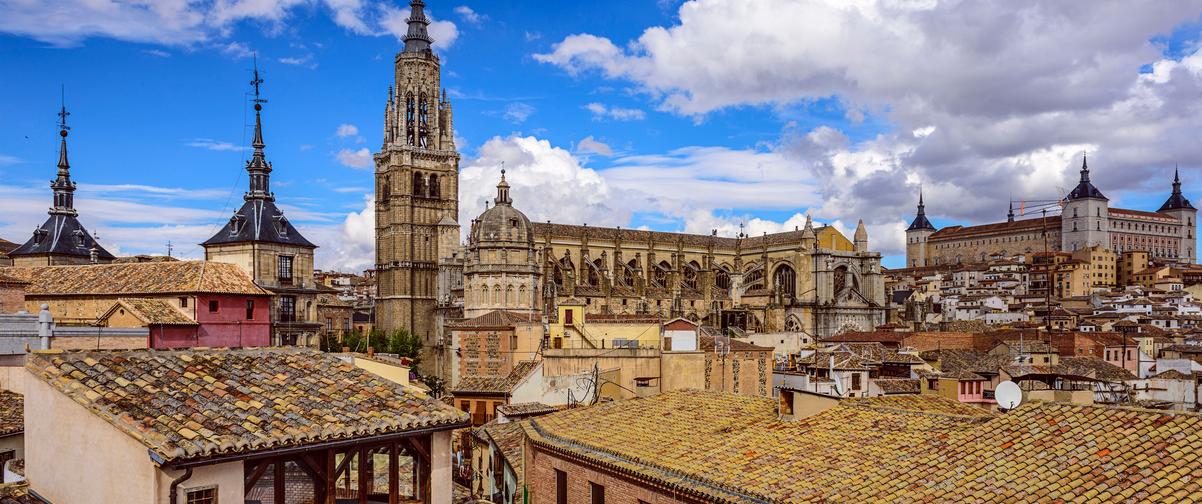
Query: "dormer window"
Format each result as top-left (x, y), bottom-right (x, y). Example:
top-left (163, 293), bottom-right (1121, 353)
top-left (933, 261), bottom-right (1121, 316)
top-left (274, 215), bottom-right (289, 237)
top-left (72, 229), bottom-right (85, 247)
top-left (229, 214), bottom-right (246, 236)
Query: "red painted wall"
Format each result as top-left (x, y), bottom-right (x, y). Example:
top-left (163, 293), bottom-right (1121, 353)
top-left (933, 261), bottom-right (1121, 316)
top-left (151, 294), bottom-right (272, 349)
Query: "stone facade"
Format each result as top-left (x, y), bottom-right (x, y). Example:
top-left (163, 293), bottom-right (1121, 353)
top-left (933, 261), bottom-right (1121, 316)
top-left (907, 160), bottom-right (1197, 268)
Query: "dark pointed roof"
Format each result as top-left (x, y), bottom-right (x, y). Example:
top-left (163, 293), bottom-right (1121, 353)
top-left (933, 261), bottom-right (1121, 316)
top-left (906, 192), bottom-right (936, 231)
top-left (402, 0), bottom-right (433, 53)
top-left (202, 69), bottom-right (315, 250)
top-left (1066, 154), bottom-right (1107, 201)
top-left (10, 108), bottom-right (114, 262)
top-left (1007, 200), bottom-right (1015, 223)
top-left (1158, 166), bottom-right (1194, 212)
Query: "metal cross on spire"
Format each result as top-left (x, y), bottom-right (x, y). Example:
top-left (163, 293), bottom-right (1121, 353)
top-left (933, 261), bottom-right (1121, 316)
top-left (57, 85), bottom-right (71, 132)
top-left (250, 54), bottom-right (267, 105)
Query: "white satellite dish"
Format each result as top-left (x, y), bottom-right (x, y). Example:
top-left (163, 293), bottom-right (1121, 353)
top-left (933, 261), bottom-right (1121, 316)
top-left (995, 380), bottom-right (1023, 411)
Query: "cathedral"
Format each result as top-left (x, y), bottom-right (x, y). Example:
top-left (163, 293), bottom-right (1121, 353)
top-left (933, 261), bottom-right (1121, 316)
top-left (906, 157), bottom-right (1198, 268)
top-left (375, 1), bottom-right (886, 377)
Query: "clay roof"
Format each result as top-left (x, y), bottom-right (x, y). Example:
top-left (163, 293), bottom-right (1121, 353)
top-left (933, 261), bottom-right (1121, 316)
top-left (448, 310), bottom-right (540, 329)
top-left (0, 390), bottom-right (21, 438)
top-left (452, 361), bottom-right (538, 395)
top-left (1110, 207), bottom-right (1175, 220)
top-left (1151, 369), bottom-right (1193, 380)
top-left (699, 335), bottom-right (773, 353)
top-left (103, 298), bottom-right (197, 326)
top-left (527, 389), bottom-right (1202, 502)
top-left (0, 482), bottom-right (43, 504)
top-left (1054, 356), bottom-right (1137, 382)
top-left (479, 420), bottom-right (527, 487)
top-left (496, 402), bottom-right (557, 418)
top-left (822, 331), bottom-right (908, 345)
top-left (871, 378), bottom-right (920, 394)
top-left (929, 216), bottom-right (1060, 241)
top-left (0, 261), bottom-right (269, 297)
top-left (0, 274), bottom-right (28, 287)
top-left (25, 348), bottom-right (467, 463)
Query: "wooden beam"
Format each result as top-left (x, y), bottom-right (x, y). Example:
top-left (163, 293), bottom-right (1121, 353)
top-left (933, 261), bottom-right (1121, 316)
top-left (333, 449), bottom-right (356, 483)
top-left (301, 453), bottom-right (328, 481)
top-left (405, 436), bottom-right (431, 463)
top-left (325, 448), bottom-right (337, 504)
top-left (244, 459), bottom-right (271, 490)
top-left (274, 459), bottom-right (285, 504)
top-left (389, 442), bottom-right (399, 504)
top-left (358, 446), bottom-right (369, 504)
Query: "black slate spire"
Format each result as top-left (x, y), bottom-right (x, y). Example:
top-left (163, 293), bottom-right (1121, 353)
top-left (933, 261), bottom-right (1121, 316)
top-left (51, 99), bottom-right (77, 217)
top-left (1066, 152), bottom-right (1107, 200)
top-left (1158, 165), bottom-right (1194, 211)
top-left (403, 0), bottom-right (433, 53)
top-left (246, 58), bottom-right (273, 202)
top-left (1007, 200), bottom-right (1015, 223)
top-left (907, 191), bottom-right (936, 231)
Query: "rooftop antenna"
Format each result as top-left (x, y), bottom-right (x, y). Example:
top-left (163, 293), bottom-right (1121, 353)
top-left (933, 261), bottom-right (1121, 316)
top-left (167, 241), bottom-right (174, 258)
top-left (995, 380), bottom-right (1022, 412)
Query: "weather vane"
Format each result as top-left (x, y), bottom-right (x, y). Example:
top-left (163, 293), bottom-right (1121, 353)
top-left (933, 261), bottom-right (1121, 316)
top-left (57, 85), bottom-right (71, 132)
top-left (250, 54), bottom-right (267, 105)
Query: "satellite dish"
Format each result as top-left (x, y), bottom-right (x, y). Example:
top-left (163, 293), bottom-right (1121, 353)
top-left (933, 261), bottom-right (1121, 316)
top-left (995, 380), bottom-right (1023, 411)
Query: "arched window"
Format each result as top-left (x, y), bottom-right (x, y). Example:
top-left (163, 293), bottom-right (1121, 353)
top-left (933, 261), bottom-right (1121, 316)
top-left (381, 175), bottom-right (391, 202)
top-left (405, 93), bottom-right (416, 145)
top-left (428, 174), bottom-right (440, 198)
top-left (518, 285), bottom-right (527, 307)
top-left (418, 93), bottom-right (430, 148)
top-left (773, 264), bottom-right (796, 297)
top-left (683, 261), bottom-right (700, 290)
top-left (492, 286), bottom-right (501, 305)
top-left (413, 172), bottom-right (426, 197)
top-left (505, 285), bottom-right (514, 306)
top-left (654, 261), bottom-right (672, 288)
top-left (714, 266), bottom-right (731, 290)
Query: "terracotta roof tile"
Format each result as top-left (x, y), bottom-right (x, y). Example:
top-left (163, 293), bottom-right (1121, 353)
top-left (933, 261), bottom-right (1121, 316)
top-left (25, 348), bottom-right (467, 463)
top-left (0, 261), bottom-right (269, 296)
top-left (105, 298), bottom-right (197, 326)
top-left (449, 310), bottom-right (540, 329)
top-left (0, 482), bottom-right (43, 504)
top-left (496, 402), bottom-right (557, 418)
top-left (480, 420), bottom-right (526, 487)
top-left (0, 391), bottom-right (21, 437)
top-left (452, 361), bottom-right (538, 395)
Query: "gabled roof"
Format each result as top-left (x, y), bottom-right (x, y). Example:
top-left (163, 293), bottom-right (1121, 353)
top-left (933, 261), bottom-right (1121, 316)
top-left (0, 261), bottom-right (269, 297)
top-left (449, 310), bottom-right (540, 329)
top-left (100, 298), bottom-right (197, 326)
top-left (452, 360), bottom-right (538, 395)
top-left (25, 348), bottom-right (467, 463)
top-left (496, 402), bottom-right (557, 418)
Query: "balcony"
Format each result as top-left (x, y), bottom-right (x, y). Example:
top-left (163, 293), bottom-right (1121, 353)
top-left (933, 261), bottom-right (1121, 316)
top-left (271, 309), bottom-right (313, 325)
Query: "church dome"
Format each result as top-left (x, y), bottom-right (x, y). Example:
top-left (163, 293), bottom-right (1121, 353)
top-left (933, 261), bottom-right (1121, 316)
top-left (471, 171), bottom-right (535, 246)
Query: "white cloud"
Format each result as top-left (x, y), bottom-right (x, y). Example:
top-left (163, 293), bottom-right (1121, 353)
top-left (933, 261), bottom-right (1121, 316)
top-left (0, 155), bottom-right (20, 166)
top-left (0, 0), bottom-right (459, 51)
top-left (503, 103), bottom-right (536, 124)
top-left (524, 31), bottom-right (542, 42)
top-left (315, 195), bottom-right (376, 272)
top-left (144, 49), bottom-right (171, 57)
top-left (220, 41), bottom-right (254, 59)
top-left (533, 0), bottom-right (1202, 257)
top-left (454, 5), bottom-right (483, 24)
top-left (337, 148), bottom-right (373, 169)
top-left (584, 102), bottom-right (645, 121)
top-left (336, 123), bottom-right (360, 137)
top-left (279, 54), bottom-right (317, 69)
top-left (577, 136), bottom-right (613, 157)
top-left (187, 138), bottom-right (246, 152)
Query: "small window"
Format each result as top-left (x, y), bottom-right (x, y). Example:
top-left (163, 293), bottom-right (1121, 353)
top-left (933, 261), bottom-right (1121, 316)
top-left (590, 481), bottom-right (605, 504)
top-left (179, 297), bottom-right (188, 308)
top-left (555, 470), bottom-right (568, 504)
top-left (209, 300), bottom-right (219, 313)
top-left (186, 487), bottom-right (217, 504)
top-left (278, 255), bottom-right (294, 281)
top-left (245, 300), bottom-right (254, 320)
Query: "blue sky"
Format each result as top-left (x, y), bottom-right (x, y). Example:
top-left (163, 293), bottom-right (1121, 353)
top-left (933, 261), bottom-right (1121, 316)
top-left (2, 0), bottom-right (1202, 271)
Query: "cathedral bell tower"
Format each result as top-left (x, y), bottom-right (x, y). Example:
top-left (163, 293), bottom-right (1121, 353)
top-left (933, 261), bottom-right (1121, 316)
top-left (375, 0), bottom-right (461, 360)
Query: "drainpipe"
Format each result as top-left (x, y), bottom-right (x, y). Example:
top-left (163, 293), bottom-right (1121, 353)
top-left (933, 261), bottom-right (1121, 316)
top-left (37, 304), bottom-right (52, 350)
top-left (168, 467), bottom-right (193, 504)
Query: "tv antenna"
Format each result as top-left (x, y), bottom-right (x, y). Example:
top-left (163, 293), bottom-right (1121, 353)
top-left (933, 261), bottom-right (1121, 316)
top-left (167, 241), bottom-right (174, 258)
top-left (995, 380), bottom-right (1023, 412)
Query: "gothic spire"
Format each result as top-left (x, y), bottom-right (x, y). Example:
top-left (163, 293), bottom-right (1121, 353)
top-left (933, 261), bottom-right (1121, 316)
top-left (403, 0), bottom-right (433, 53)
top-left (1007, 200), bottom-right (1015, 223)
top-left (245, 57), bottom-right (274, 202)
top-left (1158, 164), bottom-right (1194, 211)
top-left (51, 91), bottom-right (77, 216)
top-left (907, 190), bottom-right (935, 231)
top-left (1066, 152), bottom-right (1107, 200)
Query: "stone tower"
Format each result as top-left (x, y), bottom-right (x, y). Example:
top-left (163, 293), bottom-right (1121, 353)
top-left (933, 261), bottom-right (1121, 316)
top-left (1061, 154), bottom-right (1109, 252)
top-left (1157, 167), bottom-right (1197, 263)
top-left (375, 0), bottom-right (461, 355)
top-left (904, 192), bottom-right (935, 268)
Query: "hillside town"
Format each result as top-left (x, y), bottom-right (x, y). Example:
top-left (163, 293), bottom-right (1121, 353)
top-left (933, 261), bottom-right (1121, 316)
top-left (3, 1), bottom-right (1202, 503)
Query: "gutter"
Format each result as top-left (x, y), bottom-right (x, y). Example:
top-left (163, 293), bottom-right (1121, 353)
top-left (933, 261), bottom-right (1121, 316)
top-left (163, 419), bottom-right (469, 470)
top-left (167, 467), bottom-right (193, 504)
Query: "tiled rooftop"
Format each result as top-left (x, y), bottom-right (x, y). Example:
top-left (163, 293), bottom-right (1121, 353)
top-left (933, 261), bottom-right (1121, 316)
top-left (496, 402), bottom-right (556, 418)
top-left (106, 298), bottom-right (197, 326)
top-left (26, 348), bottom-right (467, 463)
top-left (452, 361), bottom-right (538, 395)
top-left (448, 310), bottom-right (540, 329)
top-left (479, 420), bottom-right (526, 487)
top-left (0, 261), bottom-right (269, 296)
top-left (0, 390), bottom-right (21, 438)
top-left (527, 389), bottom-right (1202, 502)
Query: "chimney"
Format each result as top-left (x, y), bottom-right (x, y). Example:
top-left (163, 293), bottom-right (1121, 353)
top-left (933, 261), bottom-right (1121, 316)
top-left (38, 304), bottom-right (53, 350)
top-left (89, 244), bottom-right (99, 264)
